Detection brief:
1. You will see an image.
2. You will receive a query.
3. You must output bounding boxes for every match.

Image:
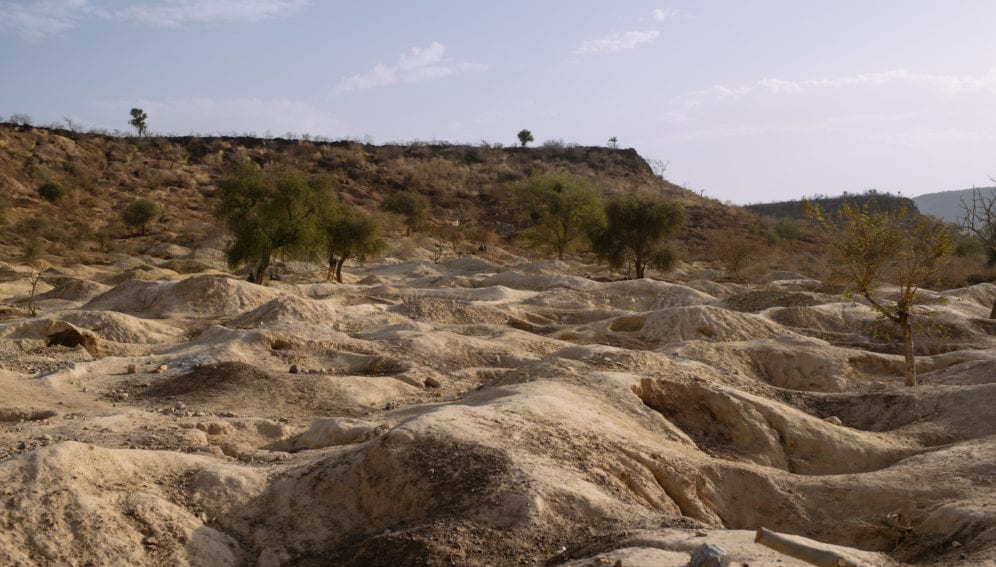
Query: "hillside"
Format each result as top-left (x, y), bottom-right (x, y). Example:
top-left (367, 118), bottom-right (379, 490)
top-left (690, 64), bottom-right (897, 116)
top-left (913, 186), bottom-right (996, 224)
top-left (746, 190), bottom-right (918, 221)
top-left (0, 124), bottom-right (808, 274)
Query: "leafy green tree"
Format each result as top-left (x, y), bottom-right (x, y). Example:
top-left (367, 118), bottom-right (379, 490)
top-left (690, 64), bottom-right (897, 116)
top-left (122, 198), bottom-right (162, 236)
top-left (381, 191), bottom-right (429, 236)
top-left (806, 201), bottom-right (951, 386)
top-left (129, 108), bottom-right (148, 136)
top-left (37, 181), bottom-right (66, 203)
top-left (590, 195), bottom-right (685, 279)
top-left (324, 207), bottom-right (386, 282)
top-left (517, 129), bottom-right (534, 148)
top-left (512, 174), bottom-right (605, 260)
top-left (215, 163), bottom-right (334, 285)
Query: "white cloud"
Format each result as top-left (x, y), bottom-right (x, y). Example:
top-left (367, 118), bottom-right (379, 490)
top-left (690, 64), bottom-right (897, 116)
top-left (574, 30), bottom-right (660, 55)
top-left (99, 97), bottom-right (341, 137)
top-left (113, 0), bottom-right (308, 27)
top-left (663, 68), bottom-right (996, 122)
top-left (652, 8), bottom-right (676, 21)
top-left (0, 0), bottom-right (307, 38)
top-left (336, 42), bottom-right (468, 92)
top-left (0, 0), bottom-right (93, 39)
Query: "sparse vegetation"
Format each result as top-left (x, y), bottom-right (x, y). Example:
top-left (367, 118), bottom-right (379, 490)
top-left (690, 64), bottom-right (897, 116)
top-left (517, 129), bottom-right (534, 148)
top-left (806, 201), bottom-right (951, 386)
top-left (122, 198), bottom-right (162, 236)
top-left (37, 181), bottom-right (66, 203)
top-left (960, 186), bottom-right (996, 318)
top-left (512, 174), bottom-right (605, 260)
top-left (590, 195), bottom-right (685, 279)
top-left (323, 207), bottom-right (386, 282)
top-left (129, 108), bottom-right (148, 137)
top-left (381, 191), bottom-right (429, 236)
top-left (214, 163), bottom-right (333, 285)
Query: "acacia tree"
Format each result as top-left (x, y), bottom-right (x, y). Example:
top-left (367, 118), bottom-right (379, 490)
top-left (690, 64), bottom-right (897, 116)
top-left (215, 163), bottom-right (334, 285)
top-left (590, 195), bottom-right (684, 279)
top-left (807, 202), bottom-right (951, 386)
top-left (517, 129), bottom-right (534, 148)
top-left (960, 186), bottom-right (996, 318)
top-left (129, 108), bottom-right (148, 136)
top-left (324, 207), bottom-right (386, 282)
top-left (381, 191), bottom-right (429, 236)
top-left (512, 174), bottom-right (605, 260)
top-left (122, 198), bottom-right (161, 235)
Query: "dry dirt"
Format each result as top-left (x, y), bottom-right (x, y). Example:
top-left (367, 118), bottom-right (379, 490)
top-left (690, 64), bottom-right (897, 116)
top-left (0, 248), bottom-right (993, 567)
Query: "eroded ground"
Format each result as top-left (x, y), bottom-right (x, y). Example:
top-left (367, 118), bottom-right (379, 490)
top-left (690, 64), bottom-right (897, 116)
top-left (0, 248), bottom-right (993, 567)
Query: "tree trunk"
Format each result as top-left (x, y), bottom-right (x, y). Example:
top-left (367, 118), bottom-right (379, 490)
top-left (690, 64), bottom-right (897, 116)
top-left (634, 260), bottom-right (645, 279)
top-left (253, 257), bottom-right (270, 286)
top-left (335, 256), bottom-right (347, 283)
top-left (990, 297), bottom-right (996, 319)
top-left (901, 318), bottom-right (916, 387)
top-left (326, 254), bottom-right (336, 281)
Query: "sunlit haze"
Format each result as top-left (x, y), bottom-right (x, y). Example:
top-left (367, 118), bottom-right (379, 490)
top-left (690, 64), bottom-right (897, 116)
top-left (2, 0), bottom-right (994, 203)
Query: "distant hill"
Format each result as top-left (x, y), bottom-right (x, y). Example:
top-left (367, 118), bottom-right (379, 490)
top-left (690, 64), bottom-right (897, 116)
top-left (913, 187), bottom-right (996, 224)
top-left (746, 190), bottom-right (916, 221)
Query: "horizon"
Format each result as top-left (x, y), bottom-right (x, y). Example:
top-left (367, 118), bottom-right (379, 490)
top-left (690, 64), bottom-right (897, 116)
top-left (2, 1), bottom-right (994, 204)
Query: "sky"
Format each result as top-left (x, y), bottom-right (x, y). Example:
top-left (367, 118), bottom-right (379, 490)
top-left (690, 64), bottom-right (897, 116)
top-left (1, 0), bottom-right (995, 204)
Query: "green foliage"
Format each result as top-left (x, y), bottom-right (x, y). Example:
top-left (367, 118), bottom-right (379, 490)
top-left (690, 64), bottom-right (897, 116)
top-left (215, 162), bottom-right (335, 285)
top-left (512, 174), bottom-right (605, 260)
top-left (774, 217), bottom-right (803, 240)
top-left (381, 191), bottom-right (429, 235)
top-left (517, 129), bottom-right (534, 148)
top-left (806, 201), bottom-right (951, 386)
top-left (129, 108), bottom-right (148, 136)
top-left (324, 207), bottom-right (386, 282)
top-left (122, 198), bottom-right (162, 235)
top-left (37, 181), bottom-right (66, 203)
top-left (590, 195), bottom-right (685, 278)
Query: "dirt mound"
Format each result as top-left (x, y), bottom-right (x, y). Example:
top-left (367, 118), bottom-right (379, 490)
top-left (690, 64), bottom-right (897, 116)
top-left (226, 295), bottom-right (339, 328)
top-left (60, 310), bottom-right (186, 344)
top-left (574, 305), bottom-right (798, 347)
top-left (84, 275), bottom-right (282, 318)
top-left (32, 278), bottom-right (110, 303)
top-left (396, 296), bottom-right (508, 325)
top-left (722, 290), bottom-right (821, 313)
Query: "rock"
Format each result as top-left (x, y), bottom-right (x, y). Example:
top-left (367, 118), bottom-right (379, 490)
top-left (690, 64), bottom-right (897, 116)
top-left (424, 376), bottom-right (441, 388)
top-left (289, 364), bottom-right (299, 374)
top-left (115, 392), bottom-right (129, 401)
top-left (152, 363), bottom-right (168, 374)
top-left (823, 416), bottom-right (844, 426)
top-left (40, 434), bottom-right (53, 442)
top-left (126, 364), bottom-right (137, 375)
top-left (174, 401), bottom-right (186, 410)
top-left (688, 543), bottom-right (729, 567)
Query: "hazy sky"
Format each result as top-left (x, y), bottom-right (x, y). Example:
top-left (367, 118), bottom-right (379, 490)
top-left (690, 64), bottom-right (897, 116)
top-left (2, 1), bottom-right (994, 203)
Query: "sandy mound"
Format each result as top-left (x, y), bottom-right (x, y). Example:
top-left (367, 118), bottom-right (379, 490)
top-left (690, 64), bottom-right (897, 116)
top-left (84, 275), bottom-right (283, 318)
top-left (31, 278), bottom-right (110, 303)
top-left (562, 305), bottom-right (799, 347)
top-left (226, 295), bottom-right (339, 328)
top-left (60, 310), bottom-right (186, 344)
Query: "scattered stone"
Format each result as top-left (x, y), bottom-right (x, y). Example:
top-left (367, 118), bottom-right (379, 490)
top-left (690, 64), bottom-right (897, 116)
top-left (115, 392), bottom-right (129, 401)
top-left (424, 376), bottom-right (441, 389)
top-left (152, 363), bottom-right (168, 374)
top-left (951, 541), bottom-right (962, 548)
top-left (174, 401), bottom-right (187, 410)
top-left (688, 543), bottom-right (729, 567)
top-left (126, 364), bottom-right (137, 375)
top-left (823, 416), bottom-right (843, 426)
top-left (289, 364), bottom-right (299, 374)
top-left (40, 434), bottom-right (53, 442)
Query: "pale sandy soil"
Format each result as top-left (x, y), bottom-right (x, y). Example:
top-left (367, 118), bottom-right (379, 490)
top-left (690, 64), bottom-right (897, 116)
top-left (0, 248), bottom-right (992, 567)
